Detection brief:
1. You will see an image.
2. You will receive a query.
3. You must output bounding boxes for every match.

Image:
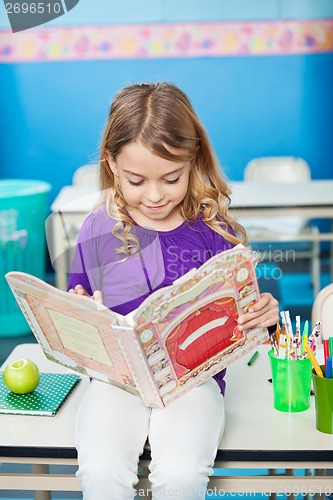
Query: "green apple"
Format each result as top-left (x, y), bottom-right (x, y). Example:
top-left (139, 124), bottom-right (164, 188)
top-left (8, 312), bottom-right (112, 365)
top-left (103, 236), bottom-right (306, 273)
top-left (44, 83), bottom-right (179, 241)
top-left (3, 359), bottom-right (40, 394)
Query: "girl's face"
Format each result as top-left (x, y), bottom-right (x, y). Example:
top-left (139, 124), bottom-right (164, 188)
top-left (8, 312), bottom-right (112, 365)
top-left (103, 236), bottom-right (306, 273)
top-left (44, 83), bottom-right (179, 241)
top-left (109, 141), bottom-right (193, 230)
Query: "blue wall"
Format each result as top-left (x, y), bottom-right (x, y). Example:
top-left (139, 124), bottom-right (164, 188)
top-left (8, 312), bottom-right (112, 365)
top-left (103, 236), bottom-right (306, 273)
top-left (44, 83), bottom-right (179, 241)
top-left (1, 53), bottom-right (332, 203)
top-left (0, 0), bottom-right (333, 204)
top-left (2, 0), bottom-right (333, 27)
top-left (0, 0), bottom-right (333, 28)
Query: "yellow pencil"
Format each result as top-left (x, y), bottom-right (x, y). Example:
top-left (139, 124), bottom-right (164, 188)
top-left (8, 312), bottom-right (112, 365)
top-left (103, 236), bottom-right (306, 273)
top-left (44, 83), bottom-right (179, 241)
top-left (305, 345), bottom-right (324, 377)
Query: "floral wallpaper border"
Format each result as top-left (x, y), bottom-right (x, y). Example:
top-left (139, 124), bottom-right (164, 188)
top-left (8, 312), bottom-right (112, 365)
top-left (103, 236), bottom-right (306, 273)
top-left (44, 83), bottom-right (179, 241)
top-left (1, 19), bottom-right (332, 63)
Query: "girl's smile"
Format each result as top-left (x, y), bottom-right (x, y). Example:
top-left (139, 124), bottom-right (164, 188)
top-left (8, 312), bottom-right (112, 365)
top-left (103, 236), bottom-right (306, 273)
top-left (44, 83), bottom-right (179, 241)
top-left (145, 203), bottom-right (169, 211)
top-left (109, 141), bottom-right (193, 230)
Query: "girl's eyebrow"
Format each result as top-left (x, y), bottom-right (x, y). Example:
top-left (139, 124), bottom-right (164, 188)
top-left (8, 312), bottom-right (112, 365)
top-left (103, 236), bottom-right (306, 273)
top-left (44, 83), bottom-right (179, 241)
top-left (122, 166), bottom-right (185, 178)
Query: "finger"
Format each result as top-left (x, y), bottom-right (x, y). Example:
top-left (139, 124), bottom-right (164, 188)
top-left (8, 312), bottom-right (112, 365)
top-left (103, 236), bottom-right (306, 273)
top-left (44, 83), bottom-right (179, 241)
top-left (238, 295), bottom-right (279, 329)
top-left (247, 293), bottom-right (271, 313)
top-left (240, 312), bottom-right (277, 330)
top-left (75, 285), bottom-right (87, 295)
top-left (247, 295), bottom-right (279, 319)
top-left (240, 304), bottom-right (279, 328)
top-left (93, 290), bottom-right (103, 304)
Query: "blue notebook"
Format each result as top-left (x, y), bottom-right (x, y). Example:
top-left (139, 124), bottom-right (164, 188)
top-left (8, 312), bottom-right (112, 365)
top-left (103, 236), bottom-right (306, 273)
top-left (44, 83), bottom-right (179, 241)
top-left (0, 372), bottom-right (80, 416)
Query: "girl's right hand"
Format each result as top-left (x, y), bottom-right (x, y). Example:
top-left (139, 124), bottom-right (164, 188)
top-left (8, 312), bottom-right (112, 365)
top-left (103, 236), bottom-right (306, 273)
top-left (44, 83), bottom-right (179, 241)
top-left (68, 284), bottom-right (104, 305)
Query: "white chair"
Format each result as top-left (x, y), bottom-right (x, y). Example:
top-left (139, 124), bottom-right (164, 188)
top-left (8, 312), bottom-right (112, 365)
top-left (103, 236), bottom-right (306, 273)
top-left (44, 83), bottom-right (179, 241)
top-left (72, 163), bottom-right (99, 187)
top-left (245, 156), bottom-right (311, 183)
top-left (238, 156), bottom-right (321, 296)
top-left (312, 283), bottom-right (333, 340)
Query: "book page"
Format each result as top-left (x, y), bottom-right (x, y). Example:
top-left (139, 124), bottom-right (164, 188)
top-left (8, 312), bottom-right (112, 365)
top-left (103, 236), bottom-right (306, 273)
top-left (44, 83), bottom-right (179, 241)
top-left (131, 245), bottom-right (268, 406)
top-left (5, 271), bottom-right (164, 406)
top-left (5, 273), bottom-right (137, 393)
top-left (48, 310), bottom-right (113, 366)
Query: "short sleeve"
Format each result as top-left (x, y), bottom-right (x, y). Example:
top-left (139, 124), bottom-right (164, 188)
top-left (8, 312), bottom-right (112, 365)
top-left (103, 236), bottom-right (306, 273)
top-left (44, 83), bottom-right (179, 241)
top-left (67, 212), bottom-right (102, 293)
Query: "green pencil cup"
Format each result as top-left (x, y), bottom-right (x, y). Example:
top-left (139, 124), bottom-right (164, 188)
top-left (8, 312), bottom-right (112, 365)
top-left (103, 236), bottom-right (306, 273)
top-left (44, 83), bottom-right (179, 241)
top-left (312, 367), bottom-right (333, 434)
top-left (268, 349), bottom-right (311, 412)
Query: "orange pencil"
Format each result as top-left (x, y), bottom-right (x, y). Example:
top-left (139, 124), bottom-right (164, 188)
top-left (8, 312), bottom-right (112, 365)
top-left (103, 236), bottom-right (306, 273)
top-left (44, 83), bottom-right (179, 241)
top-left (275, 322), bottom-right (281, 346)
top-left (305, 345), bottom-right (324, 377)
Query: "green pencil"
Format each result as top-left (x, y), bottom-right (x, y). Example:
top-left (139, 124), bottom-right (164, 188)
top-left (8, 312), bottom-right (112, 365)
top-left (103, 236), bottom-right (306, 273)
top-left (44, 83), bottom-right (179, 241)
top-left (247, 350), bottom-right (259, 366)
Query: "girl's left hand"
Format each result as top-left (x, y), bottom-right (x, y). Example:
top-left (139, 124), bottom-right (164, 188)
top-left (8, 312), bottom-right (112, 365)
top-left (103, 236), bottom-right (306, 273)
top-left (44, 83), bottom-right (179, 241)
top-left (237, 292), bottom-right (279, 331)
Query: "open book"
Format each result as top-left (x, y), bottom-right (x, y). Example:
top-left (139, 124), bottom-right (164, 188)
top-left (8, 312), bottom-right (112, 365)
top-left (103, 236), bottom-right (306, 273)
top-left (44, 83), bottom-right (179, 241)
top-left (6, 245), bottom-right (268, 408)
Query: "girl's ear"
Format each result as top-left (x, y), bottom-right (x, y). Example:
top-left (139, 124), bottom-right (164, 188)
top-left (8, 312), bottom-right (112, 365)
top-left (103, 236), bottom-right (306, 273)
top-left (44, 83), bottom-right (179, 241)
top-left (105, 152), bottom-right (118, 177)
top-left (190, 156), bottom-right (196, 170)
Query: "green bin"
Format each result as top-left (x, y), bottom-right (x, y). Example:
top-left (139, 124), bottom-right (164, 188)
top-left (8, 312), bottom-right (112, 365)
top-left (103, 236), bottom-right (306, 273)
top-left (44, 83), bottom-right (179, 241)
top-left (0, 179), bottom-right (51, 336)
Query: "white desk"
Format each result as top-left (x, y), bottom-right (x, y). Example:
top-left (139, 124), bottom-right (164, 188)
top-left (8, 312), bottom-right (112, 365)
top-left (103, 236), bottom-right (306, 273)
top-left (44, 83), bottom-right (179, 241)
top-left (0, 344), bottom-right (89, 500)
top-left (1, 344), bottom-right (332, 498)
top-left (50, 181), bottom-right (333, 290)
top-left (231, 180), bottom-right (333, 219)
top-left (49, 186), bottom-right (99, 290)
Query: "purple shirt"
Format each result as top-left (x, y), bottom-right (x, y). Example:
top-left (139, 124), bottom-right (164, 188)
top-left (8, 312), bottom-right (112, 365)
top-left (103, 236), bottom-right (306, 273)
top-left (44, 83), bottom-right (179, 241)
top-left (68, 206), bottom-right (234, 395)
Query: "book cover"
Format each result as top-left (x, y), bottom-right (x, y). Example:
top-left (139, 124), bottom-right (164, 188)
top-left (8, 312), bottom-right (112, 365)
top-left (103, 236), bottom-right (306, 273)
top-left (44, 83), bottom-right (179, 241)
top-left (0, 372), bottom-right (81, 416)
top-left (5, 245), bottom-right (268, 408)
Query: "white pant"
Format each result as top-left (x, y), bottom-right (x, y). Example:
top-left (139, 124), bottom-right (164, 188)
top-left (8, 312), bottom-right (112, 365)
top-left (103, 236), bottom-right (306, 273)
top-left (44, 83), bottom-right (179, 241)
top-left (75, 378), bottom-right (225, 500)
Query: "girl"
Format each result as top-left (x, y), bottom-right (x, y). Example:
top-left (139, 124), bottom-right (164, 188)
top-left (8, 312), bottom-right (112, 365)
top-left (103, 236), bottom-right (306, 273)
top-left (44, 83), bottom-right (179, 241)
top-left (68, 82), bottom-right (279, 499)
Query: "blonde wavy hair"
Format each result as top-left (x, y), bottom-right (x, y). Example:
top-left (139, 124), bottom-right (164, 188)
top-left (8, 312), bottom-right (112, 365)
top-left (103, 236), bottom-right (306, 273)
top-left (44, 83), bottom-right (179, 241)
top-left (97, 82), bottom-right (247, 256)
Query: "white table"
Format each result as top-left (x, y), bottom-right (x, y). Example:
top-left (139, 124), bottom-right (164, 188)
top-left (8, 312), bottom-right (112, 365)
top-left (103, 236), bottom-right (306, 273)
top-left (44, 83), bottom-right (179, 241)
top-left (49, 181), bottom-right (333, 290)
top-left (49, 186), bottom-right (99, 290)
top-left (1, 344), bottom-right (332, 499)
top-left (0, 343), bottom-right (89, 500)
top-left (231, 180), bottom-right (333, 219)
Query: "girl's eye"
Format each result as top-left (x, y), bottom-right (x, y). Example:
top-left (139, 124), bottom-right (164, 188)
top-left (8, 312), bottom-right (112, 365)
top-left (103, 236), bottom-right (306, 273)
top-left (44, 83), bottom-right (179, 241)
top-left (128, 176), bottom-right (180, 186)
top-left (165, 177), bottom-right (180, 184)
top-left (128, 180), bottom-right (144, 186)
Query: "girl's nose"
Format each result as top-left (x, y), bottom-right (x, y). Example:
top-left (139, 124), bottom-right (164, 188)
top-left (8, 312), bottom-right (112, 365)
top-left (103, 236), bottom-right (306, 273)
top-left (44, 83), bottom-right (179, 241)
top-left (147, 184), bottom-right (164, 203)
